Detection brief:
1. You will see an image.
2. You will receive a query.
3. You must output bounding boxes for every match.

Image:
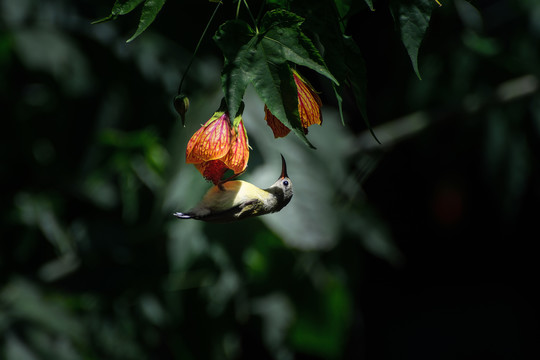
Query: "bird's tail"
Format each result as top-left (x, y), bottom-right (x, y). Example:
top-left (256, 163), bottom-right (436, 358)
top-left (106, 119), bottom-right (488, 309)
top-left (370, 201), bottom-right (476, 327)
top-left (173, 212), bottom-right (192, 219)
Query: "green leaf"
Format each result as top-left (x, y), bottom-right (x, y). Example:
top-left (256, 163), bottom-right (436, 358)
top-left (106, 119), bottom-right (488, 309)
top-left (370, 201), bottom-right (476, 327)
top-left (126, 0), bottom-right (166, 43)
top-left (91, 0), bottom-right (145, 24)
top-left (331, 0), bottom-right (372, 29)
top-left (342, 35), bottom-right (367, 121)
top-left (255, 63), bottom-right (314, 148)
top-left (267, 64), bottom-right (314, 148)
top-left (295, 0), bottom-right (375, 139)
top-left (215, 10), bottom-right (336, 147)
top-left (342, 35), bottom-right (379, 142)
top-left (113, 0), bottom-right (146, 15)
top-left (390, 0), bottom-right (438, 79)
top-left (326, 34), bottom-right (379, 142)
top-left (214, 20), bottom-right (313, 147)
top-left (363, 0), bottom-right (375, 11)
top-left (332, 83), bottom-right (344, 125)
top-left (250, 60), bottom-right (304, 141)
top-left (260, 10), bottom-right (339, 85)
top-left (232, 102), bottom-right (246, 128)
top-left (214, 20), bottom-right (254, 122)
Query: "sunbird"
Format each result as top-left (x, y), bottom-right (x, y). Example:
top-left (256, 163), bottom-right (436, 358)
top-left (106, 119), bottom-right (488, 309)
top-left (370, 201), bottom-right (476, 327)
top-left (173, 155), bottom-right (293, 222)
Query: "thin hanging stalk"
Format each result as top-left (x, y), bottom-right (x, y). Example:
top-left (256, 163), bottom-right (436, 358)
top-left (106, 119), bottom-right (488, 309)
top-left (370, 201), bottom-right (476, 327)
top-left (177, 1), bottom-right (222, 94)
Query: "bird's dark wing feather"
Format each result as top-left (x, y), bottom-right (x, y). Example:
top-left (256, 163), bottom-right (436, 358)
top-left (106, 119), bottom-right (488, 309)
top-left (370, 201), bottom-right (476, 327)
top-left (194, 199), bottom-right (263, 222)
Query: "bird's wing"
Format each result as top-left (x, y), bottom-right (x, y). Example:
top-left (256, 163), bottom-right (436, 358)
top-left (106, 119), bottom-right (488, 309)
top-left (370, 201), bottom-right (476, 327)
top-left (194, 198), bottom-right (263, 222)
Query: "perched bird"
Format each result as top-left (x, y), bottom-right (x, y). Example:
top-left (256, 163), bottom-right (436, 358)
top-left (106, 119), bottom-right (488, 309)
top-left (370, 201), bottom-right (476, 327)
top-left (173, 155), bottom-right (293, 222)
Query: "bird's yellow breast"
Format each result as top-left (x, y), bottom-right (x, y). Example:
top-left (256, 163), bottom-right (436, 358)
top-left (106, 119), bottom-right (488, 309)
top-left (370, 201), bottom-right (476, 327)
top-left (198, 180), bottom-right (270, 213)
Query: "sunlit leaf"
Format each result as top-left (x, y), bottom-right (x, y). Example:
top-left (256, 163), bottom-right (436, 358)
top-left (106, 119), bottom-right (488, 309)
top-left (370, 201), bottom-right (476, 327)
top-left (265, 63), bottom-right (312, 147)
top-left (259, 10), bottom-right (338, 85)
top-left (214, 10), bottom-right (335, 147)
top-left (215, 23), bottom-right (310, 145)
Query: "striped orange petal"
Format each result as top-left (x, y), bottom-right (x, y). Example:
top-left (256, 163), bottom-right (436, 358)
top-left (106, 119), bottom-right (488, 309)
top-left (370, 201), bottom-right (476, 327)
top-left (185, 122), bottom-right (207, 164)
top-left (223, 118), bottom-right (249, 174)
top-left (293, 69), bottom-right (322, 131)
top-left (264, 105), bottom-right (291, 138)
top-left (186, 112), bottom-right (233, 164)
top-left (194, 160), bottom-right (228, 185)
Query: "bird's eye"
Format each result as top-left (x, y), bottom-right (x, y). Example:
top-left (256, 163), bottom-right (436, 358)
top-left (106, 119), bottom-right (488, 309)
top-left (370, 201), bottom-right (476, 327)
top-left (283, 180), bottom-right (289, 186)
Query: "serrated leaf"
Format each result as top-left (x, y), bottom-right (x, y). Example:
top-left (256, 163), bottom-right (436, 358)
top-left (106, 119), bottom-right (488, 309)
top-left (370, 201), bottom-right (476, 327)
top-left (126, 0), bottom-right (166, 43)
top-left (390, 0), bottom-right (438, 79)
top-left (260, 10), bottom-right (339, 85)
top-left (215, 21), bottom-right (314, 148)
top-left (214, 10), bottom-right (336, 147)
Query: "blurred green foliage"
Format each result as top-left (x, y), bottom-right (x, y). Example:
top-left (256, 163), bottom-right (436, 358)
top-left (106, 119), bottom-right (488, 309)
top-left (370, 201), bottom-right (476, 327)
top-left (1, 0), bottom-right (540, 359)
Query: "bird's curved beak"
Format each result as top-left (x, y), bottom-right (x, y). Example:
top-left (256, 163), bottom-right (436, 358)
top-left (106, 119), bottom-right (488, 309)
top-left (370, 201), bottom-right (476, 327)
top-left (280, 154), bottom-right (288, 179)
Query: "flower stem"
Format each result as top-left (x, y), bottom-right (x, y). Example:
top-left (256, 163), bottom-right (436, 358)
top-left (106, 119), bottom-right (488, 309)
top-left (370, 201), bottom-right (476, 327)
top-left (236, 0), bottom-right (241, 19)
top-left (177, 1), bottom-right (222, 95)
top-left (242, 0), bottom-right (258, 33)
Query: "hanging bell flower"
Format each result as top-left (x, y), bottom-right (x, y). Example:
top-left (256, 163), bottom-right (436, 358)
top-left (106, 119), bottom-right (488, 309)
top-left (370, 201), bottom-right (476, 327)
top-left (186, 100), bottom-right (249, 184)
top-left (223, 115), bottom-right (249, 175)
top-left (264, 69), bottom-right (323, 138)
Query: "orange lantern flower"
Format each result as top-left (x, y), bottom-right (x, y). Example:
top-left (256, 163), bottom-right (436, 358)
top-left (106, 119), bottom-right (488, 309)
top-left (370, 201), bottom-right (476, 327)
top-left (186, 101), bottom-right (249, 184)
top-left (223, 118), bottom-right (249, 174)
top-left (264, 69), bottom-right (323, 138)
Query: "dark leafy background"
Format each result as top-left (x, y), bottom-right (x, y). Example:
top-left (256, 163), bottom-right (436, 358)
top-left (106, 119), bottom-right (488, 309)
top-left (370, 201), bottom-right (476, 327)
top-left (1, 0), bottom-right (540, 359)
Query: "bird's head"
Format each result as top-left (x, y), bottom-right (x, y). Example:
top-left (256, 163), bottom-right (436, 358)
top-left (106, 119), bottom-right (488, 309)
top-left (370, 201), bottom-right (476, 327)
top-left (268, 155), bottom-right (293, 207)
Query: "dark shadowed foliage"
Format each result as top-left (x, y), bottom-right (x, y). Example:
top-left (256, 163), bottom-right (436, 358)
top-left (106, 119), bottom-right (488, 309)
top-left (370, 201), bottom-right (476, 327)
top-left (1, 0), bottom-right (539, 359)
